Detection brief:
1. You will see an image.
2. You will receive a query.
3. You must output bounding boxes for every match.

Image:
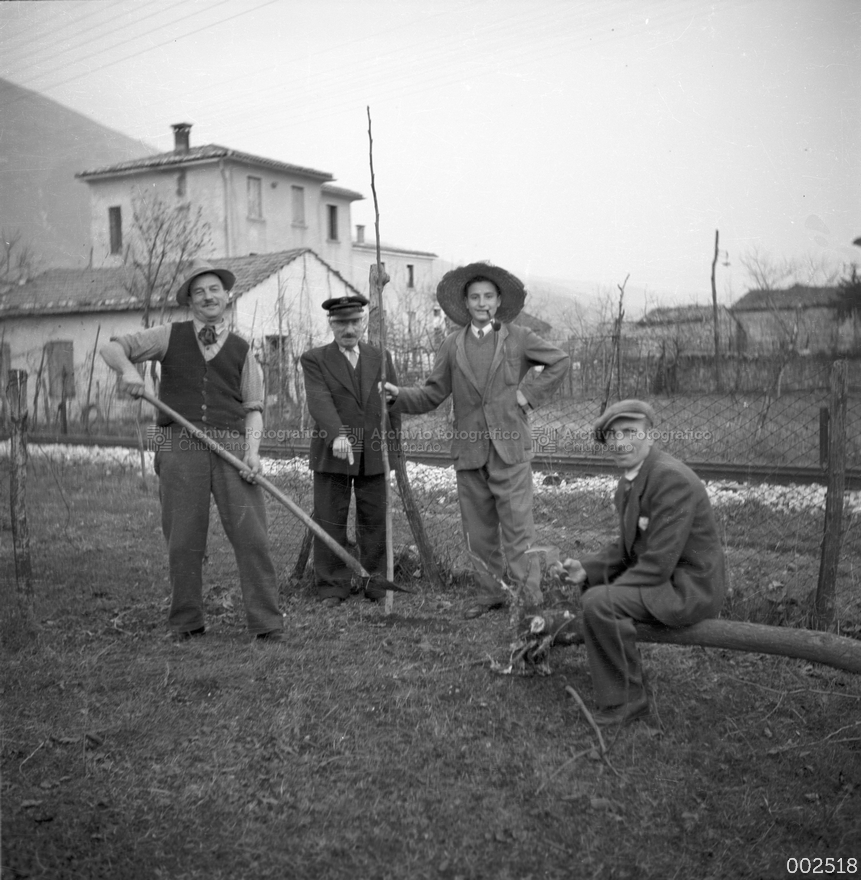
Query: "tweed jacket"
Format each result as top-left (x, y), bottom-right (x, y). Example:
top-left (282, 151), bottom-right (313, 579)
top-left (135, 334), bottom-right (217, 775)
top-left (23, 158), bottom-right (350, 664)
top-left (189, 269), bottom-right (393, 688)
top-left (392, 323), bottom-right (569, 470)
top-left (581, 446), bottom-right (726, 627)
top-left (301, 341), bottom-right (400, 476)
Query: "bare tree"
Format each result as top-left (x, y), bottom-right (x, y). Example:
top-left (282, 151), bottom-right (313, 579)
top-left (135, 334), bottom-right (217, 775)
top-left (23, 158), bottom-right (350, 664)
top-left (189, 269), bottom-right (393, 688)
top-left (740, 246), bottom-right (842, 292)
top-left (119, 192), bottom-right (211, 487)
top-left (123, 191), bottom-right (211, 329)
top-left (1, 228), bottom-right (39, 287)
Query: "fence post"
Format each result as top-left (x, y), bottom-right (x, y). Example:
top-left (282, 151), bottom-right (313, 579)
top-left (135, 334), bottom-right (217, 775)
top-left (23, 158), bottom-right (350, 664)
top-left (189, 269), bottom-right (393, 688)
top-left (5, 369), bottom-right (38, 646)
top-left (813, 360), bottom-right (847, 631)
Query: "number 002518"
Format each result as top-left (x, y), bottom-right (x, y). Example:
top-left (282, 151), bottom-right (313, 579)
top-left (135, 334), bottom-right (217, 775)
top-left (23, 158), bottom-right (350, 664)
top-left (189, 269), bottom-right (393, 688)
top-left (786, 858), bottom-right (857, 874)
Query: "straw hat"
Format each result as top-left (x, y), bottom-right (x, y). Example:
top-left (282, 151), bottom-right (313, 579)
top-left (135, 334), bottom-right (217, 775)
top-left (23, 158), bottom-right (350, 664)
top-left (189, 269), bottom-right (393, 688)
top-left (435, 262), bottom-right (527, 326)
top-left (176, 260), bottom-right (236, 306)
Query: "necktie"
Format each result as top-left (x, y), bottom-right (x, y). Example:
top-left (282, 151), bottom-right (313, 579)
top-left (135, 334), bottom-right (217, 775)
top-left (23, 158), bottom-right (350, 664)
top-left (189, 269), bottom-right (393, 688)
top-left (477, 328), bottom-right (485, 339)
top-left (198, 325), bottom-right (218, 347)
top-left (345, 348), bottom-right (358, 369)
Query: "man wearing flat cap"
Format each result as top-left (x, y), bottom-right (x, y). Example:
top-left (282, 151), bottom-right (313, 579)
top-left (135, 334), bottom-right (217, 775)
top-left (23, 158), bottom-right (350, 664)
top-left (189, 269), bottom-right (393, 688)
top-left (385, 262), bottom-right (569, 619)
top-left (101, 260), bottom-right (284, 642)
top-left (553, 399), bottom-right (726, 726)
top-left (300, 294), bottom-right (401, 606)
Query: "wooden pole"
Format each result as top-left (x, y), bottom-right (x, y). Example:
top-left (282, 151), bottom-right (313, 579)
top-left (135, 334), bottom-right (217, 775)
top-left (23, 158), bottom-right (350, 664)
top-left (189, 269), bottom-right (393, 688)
top-left (5, 370), bottom-right (38, 644)
top-left (814, 360), bottom-right (847, 630)
top-left (534, 611), bottom-right (861, 675)
top-left (366, 107), bottom-right (395, 613)
top-left (711, 229), bottom-right (722, 392)
top-left (366, 107), bottom-right (444, 598)
top-left (84, 324), bottom-right (101, 434)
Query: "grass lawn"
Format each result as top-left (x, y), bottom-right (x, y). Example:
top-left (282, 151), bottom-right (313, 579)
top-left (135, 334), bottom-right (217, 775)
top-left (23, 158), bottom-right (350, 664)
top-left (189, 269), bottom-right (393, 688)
top-left (2, 458), bottom-right (860, 880)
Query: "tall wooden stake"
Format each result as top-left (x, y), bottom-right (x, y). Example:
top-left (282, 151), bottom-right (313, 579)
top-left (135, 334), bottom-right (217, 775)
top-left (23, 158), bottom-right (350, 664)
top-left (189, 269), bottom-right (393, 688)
top-left (6, 370), bottom-right (38, 645)
top-left (711, 229), bottom-right (723, 392)
top-left (814, 359), bottom-right (847, 630)
top-left (365, 108), bottom-right (444, 597)
top-left (367, 107), bottom-right (395, 613)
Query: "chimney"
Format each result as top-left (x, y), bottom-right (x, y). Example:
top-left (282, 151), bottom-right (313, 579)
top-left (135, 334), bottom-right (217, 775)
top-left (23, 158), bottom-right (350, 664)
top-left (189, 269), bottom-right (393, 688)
top-left (172, 122), bottom-right (192, 153)
top-left (356, 224), bottom-right (365, 244)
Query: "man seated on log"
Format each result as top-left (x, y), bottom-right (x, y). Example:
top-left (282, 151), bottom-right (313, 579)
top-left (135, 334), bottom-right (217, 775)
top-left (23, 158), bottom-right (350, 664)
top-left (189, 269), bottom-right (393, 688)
top-left (553, 400), bottom-right (726, 726)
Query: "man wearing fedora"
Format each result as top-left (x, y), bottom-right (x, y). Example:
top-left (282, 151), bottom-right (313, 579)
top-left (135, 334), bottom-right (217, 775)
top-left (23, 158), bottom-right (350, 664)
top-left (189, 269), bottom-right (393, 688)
top-left (552, 400), bottom-right (726, 725)
top-left (101, 260), bottom-right (284, 642)
top-left (301, 294), bottom-right (401, 607)
top-left (385, 263), bottom-right (569, 619)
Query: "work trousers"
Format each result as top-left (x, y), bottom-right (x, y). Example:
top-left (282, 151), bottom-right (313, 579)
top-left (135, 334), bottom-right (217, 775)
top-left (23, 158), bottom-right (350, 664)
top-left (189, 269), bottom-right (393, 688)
top-left (312, 470), bottom-right (387, 599)
top-left (156, 438), bottom-right (282, 635)
top-left (455, 446), bottom-right (542, 607)
top-left (581, 584), bottom-right (659, 708)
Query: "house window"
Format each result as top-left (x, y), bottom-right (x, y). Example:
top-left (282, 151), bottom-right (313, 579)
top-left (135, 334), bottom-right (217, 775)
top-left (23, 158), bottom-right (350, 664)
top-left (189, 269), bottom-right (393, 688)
top-left (291, 186), bottom-right (305, 225)
top-left (327, 205), bottom-right (339, 241)
top-left (46, 341), bottom-right (75, 399)
top-left (247, 176), bottom-right (263, 219)
top-left (108, 206), bottom-right (122, 255)
top-left (176, 169), bottom-right (187, 197)
top-left (407, 264), bottom-right (415, 288)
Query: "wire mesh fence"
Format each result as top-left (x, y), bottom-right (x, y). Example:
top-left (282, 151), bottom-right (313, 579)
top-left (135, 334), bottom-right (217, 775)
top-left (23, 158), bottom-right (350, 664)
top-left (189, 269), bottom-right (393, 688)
top-left (3, 356), bottom-right (859, 632)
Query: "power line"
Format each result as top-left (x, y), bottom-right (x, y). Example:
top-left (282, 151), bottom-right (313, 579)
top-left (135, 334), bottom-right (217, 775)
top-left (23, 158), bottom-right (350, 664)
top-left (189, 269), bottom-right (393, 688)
top-left (2, 0), bottom-right (234, 88)
top-left (0, 0), bottom-right (280, 111)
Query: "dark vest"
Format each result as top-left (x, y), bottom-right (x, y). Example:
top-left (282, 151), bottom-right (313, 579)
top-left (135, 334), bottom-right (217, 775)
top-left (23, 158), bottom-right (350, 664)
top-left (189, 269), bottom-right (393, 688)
top-left (158, 322), bottom-right (248, 432)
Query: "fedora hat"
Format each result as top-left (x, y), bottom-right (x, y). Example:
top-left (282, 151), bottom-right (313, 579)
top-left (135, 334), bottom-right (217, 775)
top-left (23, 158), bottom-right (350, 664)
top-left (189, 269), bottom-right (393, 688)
top-left (593, 399), bottom-right (657, 444)
top-left (176, 260), bottom-right (236, 306)
top-left (435, 262), bottom-right (527, 326)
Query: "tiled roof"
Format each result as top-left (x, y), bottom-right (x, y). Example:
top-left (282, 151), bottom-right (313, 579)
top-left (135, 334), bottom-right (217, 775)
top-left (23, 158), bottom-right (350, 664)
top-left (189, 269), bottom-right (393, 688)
top-left (732, 285), bottom-right (841, 311)
top-left (321, 183), bottom-right (365, 201)
top-left (353, 241), bottom-right (438, 258)
top-left (77, 145), bottom-right (334, 182)
top-left (0, 249), bottom-right (358, 317)
top-left (638, 304), bottom-right (732, 325)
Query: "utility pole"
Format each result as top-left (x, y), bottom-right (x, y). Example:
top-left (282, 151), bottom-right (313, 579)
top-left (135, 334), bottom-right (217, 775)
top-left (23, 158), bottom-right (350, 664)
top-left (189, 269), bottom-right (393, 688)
top-left (711, 229), bottom-right (722, 392)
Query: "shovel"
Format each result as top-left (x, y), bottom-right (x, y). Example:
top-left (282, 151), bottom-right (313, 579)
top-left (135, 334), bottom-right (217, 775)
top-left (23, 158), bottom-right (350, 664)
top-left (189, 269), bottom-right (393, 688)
top-left (140, 390), bottom-right (409, 595)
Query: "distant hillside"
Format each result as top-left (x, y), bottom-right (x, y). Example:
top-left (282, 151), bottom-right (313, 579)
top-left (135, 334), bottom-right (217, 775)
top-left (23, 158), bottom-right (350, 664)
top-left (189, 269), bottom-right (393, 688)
top-left (0, 78), bottom-right (155, 270)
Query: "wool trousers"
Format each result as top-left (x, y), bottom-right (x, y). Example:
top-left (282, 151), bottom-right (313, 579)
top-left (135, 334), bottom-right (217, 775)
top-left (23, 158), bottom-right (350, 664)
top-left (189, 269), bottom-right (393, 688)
top-left (581, 584), bottom-right (660, 708)
top-left (312, 470), bottom-right (387, 599)
top-left (455, 446), bottom-right (542, 607)
top-left (156, 437), bottom-right (282, 635)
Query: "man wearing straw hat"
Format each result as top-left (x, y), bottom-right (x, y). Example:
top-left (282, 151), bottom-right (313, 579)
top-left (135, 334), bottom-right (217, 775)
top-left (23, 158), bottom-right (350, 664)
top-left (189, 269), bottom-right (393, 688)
top-left (301, 294), bottom-right (401, 608)
top-left (100, 260), bottom-right (285, 642)
top-left (385, 263), bottom-right (569, 619)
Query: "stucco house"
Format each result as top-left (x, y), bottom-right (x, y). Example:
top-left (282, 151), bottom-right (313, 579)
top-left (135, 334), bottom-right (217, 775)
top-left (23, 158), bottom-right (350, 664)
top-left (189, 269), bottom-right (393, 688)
top-left (76, 123), bottom-right (437, 312)
top-left (625, 304), bottom-right (746, 356)
top-left (729, 285), bottom-right (858, 354)
top-left (0, 250), bottom-right (358, 427)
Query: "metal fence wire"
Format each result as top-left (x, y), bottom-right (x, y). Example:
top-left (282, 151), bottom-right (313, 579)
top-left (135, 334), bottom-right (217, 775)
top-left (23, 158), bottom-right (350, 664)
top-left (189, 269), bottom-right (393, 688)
top-left (4, 358), bottom-right (858, 632)
top-left (238, 357), bottom-right (860, 630)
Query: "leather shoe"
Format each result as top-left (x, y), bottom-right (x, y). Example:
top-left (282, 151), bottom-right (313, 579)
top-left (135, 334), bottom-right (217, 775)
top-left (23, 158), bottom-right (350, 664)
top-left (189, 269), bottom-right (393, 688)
top-left (178, 626), bottom-right (206, 639)
top-left (462, 602), bottom-right (504, 620)
top-left (593, 694), bottom-right (650, 727)
top-left (320, 596), bottom-right (343, 608)
top-left (256, 630), bottom-right (285, 643)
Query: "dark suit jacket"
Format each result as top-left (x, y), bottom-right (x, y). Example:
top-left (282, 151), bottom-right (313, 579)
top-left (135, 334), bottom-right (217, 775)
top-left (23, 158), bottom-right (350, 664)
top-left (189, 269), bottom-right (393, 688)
top-left (392, 323), bottom-right (569, 469)
top-left (581, 447), bottom-right (726, 626)
top-left (301, 340), bottom-right (400, 476)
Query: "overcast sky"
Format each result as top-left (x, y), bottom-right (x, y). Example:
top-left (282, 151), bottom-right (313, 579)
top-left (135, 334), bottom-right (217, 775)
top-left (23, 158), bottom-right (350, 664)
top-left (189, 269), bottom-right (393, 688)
top-left (1, 0), bottom-right (858, 308)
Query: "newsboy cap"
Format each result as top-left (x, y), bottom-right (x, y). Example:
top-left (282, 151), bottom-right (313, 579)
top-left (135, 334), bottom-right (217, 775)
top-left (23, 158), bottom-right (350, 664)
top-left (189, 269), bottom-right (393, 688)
top-left (322, 294), bottom-right (369, 315)
top-left (593, 399), bottom-right (657, 444)
top-left (176, 260), bottom-right (236, 306)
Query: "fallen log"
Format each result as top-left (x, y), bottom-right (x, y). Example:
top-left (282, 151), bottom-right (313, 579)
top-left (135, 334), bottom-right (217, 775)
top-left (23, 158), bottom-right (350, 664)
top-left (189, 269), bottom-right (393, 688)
top-left (525, 611), bottom-right (861, 676)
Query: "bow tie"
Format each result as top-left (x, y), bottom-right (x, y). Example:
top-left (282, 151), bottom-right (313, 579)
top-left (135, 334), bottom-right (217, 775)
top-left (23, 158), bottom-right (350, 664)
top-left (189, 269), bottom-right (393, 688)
top-left (198, 325), bottom-right (219, 346)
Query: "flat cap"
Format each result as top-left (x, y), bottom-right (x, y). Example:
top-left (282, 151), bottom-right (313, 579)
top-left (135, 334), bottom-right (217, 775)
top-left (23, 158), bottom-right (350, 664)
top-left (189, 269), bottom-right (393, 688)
top-left (593, 399), bottom-right (657, 443)
top-left (323, 294), bottom-right (369, 315)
